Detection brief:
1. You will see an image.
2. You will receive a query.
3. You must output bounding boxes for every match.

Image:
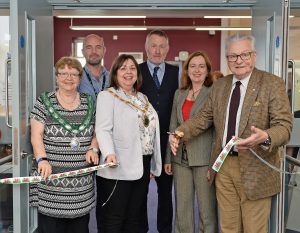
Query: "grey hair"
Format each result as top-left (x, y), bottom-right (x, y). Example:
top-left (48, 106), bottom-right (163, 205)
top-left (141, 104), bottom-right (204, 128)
top-left (225, 34), bottom-right (256, 53)
top-left (145, 30), bottom-right (169, 47)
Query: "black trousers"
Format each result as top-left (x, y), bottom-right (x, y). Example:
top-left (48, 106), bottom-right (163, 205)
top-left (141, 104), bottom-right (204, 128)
top-left (140, 168), bottom-right (173, 233)
top-left (96, 156), bottom-right (151, 233)
top-left (38, 213), bottom-right (90, 233)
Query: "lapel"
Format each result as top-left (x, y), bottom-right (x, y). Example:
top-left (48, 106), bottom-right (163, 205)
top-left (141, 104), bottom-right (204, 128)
top-left (160, 65), bottom-right (167, 88)
top-left (238, 69), bottom-right (261, 135)
top-left (190, 86), bottom-right (210, 116)
top-left (177, 86), bottom-right (211, 124)
top-left (177, 89), bottom-right (188, 124)
top-left (219, 76), bottom-right (234, 138)
top-left (144, 63), bottom-right (159, 88)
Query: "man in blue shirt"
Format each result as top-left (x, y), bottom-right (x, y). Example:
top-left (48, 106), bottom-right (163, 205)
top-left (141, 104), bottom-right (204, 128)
top-left (79, 34), bottom-right (110, 102)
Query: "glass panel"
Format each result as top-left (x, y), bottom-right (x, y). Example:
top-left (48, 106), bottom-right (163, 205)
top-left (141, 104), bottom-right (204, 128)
top-left (76, 41), bottom-right (83, 57)
top-left (285, 154), bottom-right (300, 233)
top-left (0, 145), bottom-right (13, 233)
top-left (0, 14), bottom-right (13, 233)
top-left (293, 61), bottom-right (300, 115)
top-left (285, 2), bottom-right (300, 232)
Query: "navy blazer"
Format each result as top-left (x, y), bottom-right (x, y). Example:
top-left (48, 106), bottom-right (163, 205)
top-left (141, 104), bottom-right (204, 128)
top-left (140, 62), bottom-right (179, 162)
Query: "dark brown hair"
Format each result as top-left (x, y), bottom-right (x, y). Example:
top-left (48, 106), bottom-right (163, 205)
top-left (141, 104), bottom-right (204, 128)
top-left (55, 56), bottom-right (83, 78)
top-left (180, 51), bottom-right (213, 90)
top-left (109, 54), bottom-right (142, 91)
top-left (212, 70), bottom-right (224, 81)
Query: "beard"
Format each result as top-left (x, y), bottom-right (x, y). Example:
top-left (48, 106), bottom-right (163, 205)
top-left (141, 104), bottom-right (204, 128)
top-left (87, 56), bottom-right (102, 66)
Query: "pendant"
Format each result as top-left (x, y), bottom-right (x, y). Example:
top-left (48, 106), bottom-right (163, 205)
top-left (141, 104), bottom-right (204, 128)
top-left (70, 137), bottom-right (80, 149)
top-left (143, 115), bottom-right (150, 127)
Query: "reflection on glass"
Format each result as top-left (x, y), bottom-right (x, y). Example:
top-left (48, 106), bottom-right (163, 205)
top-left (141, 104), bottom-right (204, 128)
top-left (0, 156), bottom-right (13, 232)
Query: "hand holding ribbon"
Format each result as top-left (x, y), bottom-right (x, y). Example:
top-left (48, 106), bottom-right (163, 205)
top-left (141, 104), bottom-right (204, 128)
top-left (0, 163), bottom-right (118, 185)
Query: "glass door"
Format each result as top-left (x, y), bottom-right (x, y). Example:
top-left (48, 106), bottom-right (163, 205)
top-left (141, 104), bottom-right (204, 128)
top-left (9, 0), bottom-right (53, 232)
top-left (0, 13), bottom-right (13, 233)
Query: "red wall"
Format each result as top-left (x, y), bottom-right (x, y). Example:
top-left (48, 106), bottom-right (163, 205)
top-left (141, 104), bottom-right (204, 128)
top-left (54, 18), bottom-right (221, 71)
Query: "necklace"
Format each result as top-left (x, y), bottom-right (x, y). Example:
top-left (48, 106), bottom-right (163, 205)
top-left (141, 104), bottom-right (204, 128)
top-left (41, 92), bottom-right (94, 149)
top-left (191, 88), bottom-right (201, 100)
top-left (57, 91), bottom-right (78, 108)
top-left (108, 89), bottom-right (150, 127)
top-left (122, 88), bottom-right (136, 97)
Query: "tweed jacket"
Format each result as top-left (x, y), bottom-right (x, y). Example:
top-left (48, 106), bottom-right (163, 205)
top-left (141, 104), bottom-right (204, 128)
top-left (95, 87), bottom-right (162, 180)
top-left (165, 87), bottom-right (213, 166)
top-left (177, 68), bottom-right (293, 200)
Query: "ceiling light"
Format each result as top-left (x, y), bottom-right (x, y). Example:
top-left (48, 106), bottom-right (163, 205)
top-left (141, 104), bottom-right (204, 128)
top-left (69, 25), bottom-right (251, 31)
top-left (57, 15), bottom-right (146, 18)
top-left (70, 26), bottom-right (147, 30)
top-left (196, 27), bottom-right (251, 31)
top-left (204, 16), bottom-right (252, 19)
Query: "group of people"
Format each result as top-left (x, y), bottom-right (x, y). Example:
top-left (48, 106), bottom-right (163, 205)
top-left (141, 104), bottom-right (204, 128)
top-left (29, 29), bottom-right (293, 233)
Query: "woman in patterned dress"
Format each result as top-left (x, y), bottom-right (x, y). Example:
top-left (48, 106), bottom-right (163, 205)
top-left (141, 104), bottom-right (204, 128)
top-left (30, 57), bottom-right (99, 233)
top-left (95, 54), bottom-right (161, 233)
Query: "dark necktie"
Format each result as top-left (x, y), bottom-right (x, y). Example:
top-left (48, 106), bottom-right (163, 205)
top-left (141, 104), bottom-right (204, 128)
top-left (226, 81), bottom-right (242, 144)
top-left (152, 66), bottom-right (160, 89)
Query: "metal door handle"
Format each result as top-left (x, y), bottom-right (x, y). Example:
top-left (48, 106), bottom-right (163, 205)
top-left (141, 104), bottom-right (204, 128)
top-left (5, 58), bottom-right (12, 128)
top-left (21, 151), bottom-right (29, 159)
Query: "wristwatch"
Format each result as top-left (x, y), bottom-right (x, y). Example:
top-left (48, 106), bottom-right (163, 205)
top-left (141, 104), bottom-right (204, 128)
top-left (36, 157), bottom-right (48, 163)
top-left (262, 136), bottom-right (272, 146)
top-left (88, 147), bottom-right (99, 154)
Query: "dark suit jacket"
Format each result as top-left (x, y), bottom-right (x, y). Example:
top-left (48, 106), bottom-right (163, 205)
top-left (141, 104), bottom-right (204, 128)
top-left (140, 62), bottom-right (179, 162)
top-left (177, 68), bottom-right (293, 200)
top-left (165, 87), bottom-right (213, 166)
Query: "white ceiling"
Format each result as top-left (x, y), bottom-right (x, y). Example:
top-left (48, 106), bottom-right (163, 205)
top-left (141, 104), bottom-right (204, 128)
top-left (49, 0), bottom-right (300, 18)
top-left (51, 0), bottom-right (255, 18)
top-left (1, 0), bottom-right (300, 18)
top-left (49, 0), bottom-right (257, 8)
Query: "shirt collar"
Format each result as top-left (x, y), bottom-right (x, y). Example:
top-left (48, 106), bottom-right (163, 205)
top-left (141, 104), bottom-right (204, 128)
top-left (84, 65), bottom-right (108, 78)
top-left (232, 72), bottom-right (252, 88)
top-left (146, 60), bottom-right (165, 74)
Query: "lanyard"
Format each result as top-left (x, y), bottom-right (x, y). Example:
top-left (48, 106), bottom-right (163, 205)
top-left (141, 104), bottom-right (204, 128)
top-left (83, 67), bottom-right (107, 98)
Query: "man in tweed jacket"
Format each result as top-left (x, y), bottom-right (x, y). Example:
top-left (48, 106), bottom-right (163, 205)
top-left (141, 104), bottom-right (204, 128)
top-left (169, 34), bottom-right (292, 233)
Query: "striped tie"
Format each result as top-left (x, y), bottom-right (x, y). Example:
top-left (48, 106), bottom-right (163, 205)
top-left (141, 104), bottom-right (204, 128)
top-left (152, 66), bottom-right (160, 89)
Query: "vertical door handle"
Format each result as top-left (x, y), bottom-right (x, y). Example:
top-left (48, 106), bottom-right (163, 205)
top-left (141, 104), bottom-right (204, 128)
top-left (5, 58), bottom-right (12, 128)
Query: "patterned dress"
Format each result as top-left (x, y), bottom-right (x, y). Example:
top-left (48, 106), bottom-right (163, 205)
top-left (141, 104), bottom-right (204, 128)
top-left (30, 91), bottom-right (96, 218)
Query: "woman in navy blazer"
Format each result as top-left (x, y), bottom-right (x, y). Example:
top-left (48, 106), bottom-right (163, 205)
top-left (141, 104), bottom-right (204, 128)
top-left (165, 51), bottom-right (217, 233)
top-left (95, 54), bottom-right (161, 233)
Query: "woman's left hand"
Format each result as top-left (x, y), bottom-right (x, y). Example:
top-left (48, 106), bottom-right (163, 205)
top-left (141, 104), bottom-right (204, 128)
top-left (164, 164), bottom-right (173, 175)
top-left (86, 150), bottom-right (99, 165)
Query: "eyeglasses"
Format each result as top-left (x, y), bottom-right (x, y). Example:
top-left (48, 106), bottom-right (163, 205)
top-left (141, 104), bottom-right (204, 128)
top-left (226, 51), bottom-right (255, 62)
top-left (57, 72), bottom-right (80, 79)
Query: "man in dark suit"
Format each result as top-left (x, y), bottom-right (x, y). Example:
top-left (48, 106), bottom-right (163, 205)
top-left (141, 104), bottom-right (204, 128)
top-left (139, 30), bottom-right (179, 233)
top-left (170, 34), bottom-right (293, 233)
